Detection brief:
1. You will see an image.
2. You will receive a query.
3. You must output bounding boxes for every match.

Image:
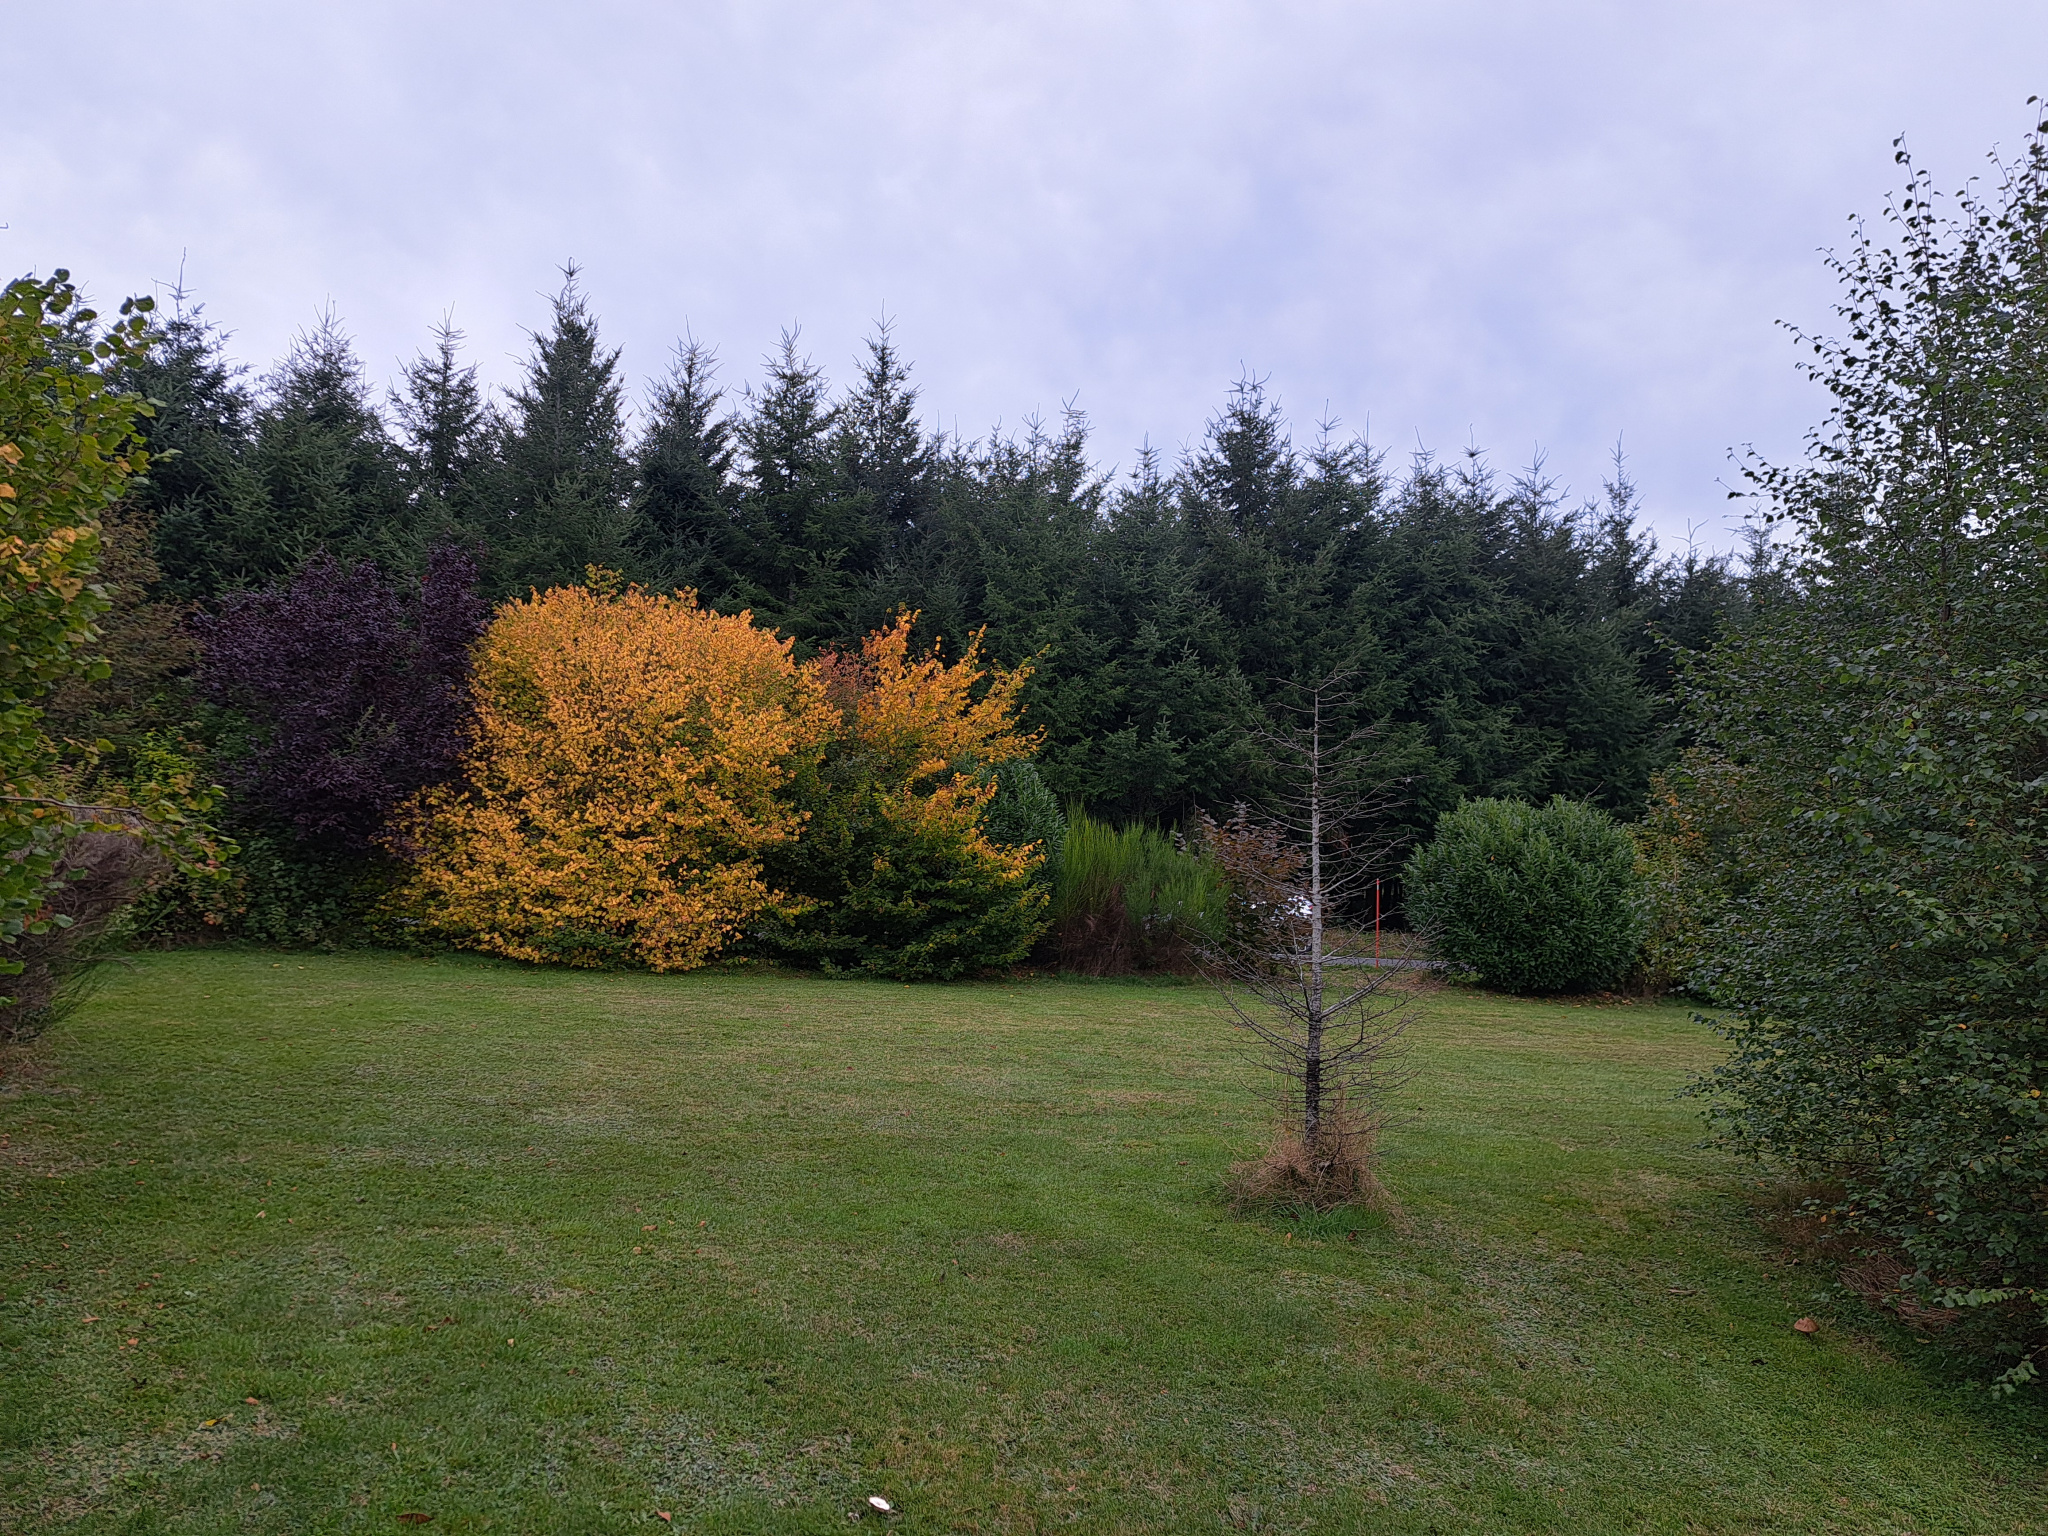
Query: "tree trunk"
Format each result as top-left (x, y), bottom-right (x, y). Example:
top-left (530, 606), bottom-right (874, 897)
top-left (1304, 692), bottom-right (1325, 1147)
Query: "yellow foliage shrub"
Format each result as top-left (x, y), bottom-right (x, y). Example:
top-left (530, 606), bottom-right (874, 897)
top-left (832, 611), bottom-right (1039, 841)
top-left (396, 583), bottom-right (833, 971)
top-left (767, 614), bottom-right (1050, 977)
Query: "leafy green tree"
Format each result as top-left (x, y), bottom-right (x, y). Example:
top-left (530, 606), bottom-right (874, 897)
top-left (41, 507), bottom-right (198, 772)
top-left (1690, 109), bottom-right (2048, 1386)
top-left (0, 273), bottom-right (170, 985)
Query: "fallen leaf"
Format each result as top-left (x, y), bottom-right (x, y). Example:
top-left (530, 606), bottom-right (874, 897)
top-left (398, 1514), bottom-right (432, 1525)
top-left (1793, 1316), bottom-right (1819, 1335)
top-left (657, 1515), bottom-right (672, 1523)
top-left (245, 1397), bottom-right (259, 1404)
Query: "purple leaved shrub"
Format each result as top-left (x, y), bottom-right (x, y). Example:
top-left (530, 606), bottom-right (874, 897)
top-left (198, 545), bottom-right (488, 858)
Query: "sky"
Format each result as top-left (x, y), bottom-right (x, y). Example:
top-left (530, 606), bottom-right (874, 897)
top-left (7, 1), bottom-right (2045, 552)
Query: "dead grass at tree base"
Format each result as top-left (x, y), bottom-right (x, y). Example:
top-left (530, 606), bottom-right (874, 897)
top-left (1225, 1125), bottom-right (1408, 1230)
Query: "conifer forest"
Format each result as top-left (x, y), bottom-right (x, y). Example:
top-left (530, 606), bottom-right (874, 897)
top-left (110, 273), bottom-right (1761, 846)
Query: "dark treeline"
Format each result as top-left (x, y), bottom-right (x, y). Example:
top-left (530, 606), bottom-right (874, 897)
top-left (116, 267), bottom-right (1779, 846)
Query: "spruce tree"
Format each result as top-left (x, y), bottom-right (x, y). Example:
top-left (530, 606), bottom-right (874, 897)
top-left (491, 265), bottom-right (633, 595)
top-left (630, 338), bottom-right (744, 605)
top-left (1181, 377), bottom-right (1302, 682)
top-left (833, 325), bottom-right (934, 552)
top-left (730, 331), bottom-right (848, 642)
top-left (1049, 445), bottom-right (1253, 820)
top-left (1492, 464), bottom-right (1660, 808)
top-left (392, 318), bottom-right (495, 546)
top-left (940, 410), bottom-right (1102, 725)
top-left (1180, 380), bottom-right (1379, 694)
top-left (121, 300), bottom-right (273, 600)
top-left (246, 310), bottom-right (410, 575)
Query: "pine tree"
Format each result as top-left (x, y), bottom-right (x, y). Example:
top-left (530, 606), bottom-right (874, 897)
top-left (490, 265), bottom-right (633, 595)
top-left (392, 318), bottom-right (494, 545)
top-left (122, 299), bottom-right (273, 600)
top-left (630, 337), bottom-right (744, 604)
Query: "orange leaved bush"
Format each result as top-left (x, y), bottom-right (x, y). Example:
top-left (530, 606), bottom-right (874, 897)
top-left (766, 614), bottom-right (1051, 978)
top-left (828, 610), bottom-right (1037, 827)
top-left (394, 581), bottom-right (834, 970)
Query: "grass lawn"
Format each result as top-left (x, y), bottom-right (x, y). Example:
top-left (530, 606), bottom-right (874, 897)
top-left (3, 951), bottom-right (2043, 1533)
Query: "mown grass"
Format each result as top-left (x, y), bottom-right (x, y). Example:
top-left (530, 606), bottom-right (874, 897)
top-left (2, 950), bottom-right (2042, 1533)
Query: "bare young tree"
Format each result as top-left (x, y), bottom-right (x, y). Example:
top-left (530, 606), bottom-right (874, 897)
top-left (1204, 672), bottom-right (1421, 1210)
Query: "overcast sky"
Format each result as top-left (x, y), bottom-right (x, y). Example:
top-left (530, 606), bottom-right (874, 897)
top-left (8, 2), bottom-right (2045, 550)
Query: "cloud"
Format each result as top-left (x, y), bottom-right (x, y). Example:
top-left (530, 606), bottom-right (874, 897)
top-left (6, 0), bottom-right (2043, 548)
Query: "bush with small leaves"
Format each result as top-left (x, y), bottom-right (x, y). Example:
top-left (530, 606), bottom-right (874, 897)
top-left (1404, 796), bottom-right (1645, 994)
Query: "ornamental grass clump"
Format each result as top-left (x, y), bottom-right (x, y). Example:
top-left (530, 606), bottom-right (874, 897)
top-left (1048, 812), bottom-right (1226, 974)
top-left (1403, 795), bottom-right (1645, 995)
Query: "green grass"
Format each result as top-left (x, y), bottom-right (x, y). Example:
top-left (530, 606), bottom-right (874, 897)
top-left (2, 951), bottom-right (2042, 1533)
